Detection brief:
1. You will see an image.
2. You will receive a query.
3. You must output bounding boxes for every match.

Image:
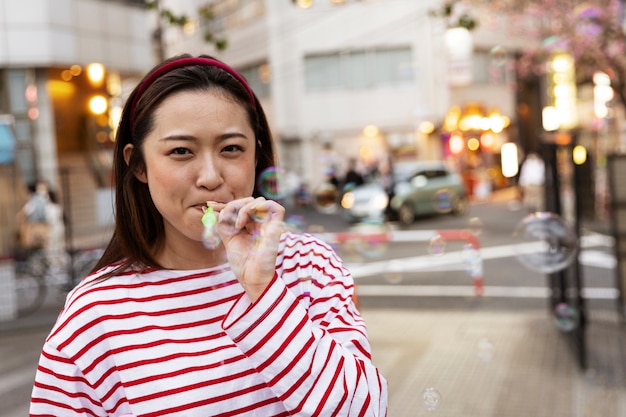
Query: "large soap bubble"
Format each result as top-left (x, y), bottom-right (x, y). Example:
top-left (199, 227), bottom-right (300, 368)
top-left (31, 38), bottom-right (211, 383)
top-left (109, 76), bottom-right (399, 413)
top-left (512, 212), bottom-right (578, 273)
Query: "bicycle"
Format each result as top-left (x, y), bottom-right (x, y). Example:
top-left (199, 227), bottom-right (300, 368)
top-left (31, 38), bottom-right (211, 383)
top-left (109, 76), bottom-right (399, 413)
top-left (13, 246), bottom-right (104, 317)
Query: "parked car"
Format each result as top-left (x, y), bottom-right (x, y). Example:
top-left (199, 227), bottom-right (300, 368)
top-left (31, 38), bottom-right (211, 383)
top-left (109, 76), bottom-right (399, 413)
top-left (340, 160), bottom-right (468, 224)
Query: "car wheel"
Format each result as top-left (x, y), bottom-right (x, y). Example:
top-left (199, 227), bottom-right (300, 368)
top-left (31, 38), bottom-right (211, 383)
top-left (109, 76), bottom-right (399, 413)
top-left (398, 203), bottom-right (415, 225)
top-left (451, 195), bottom-right (467, 215)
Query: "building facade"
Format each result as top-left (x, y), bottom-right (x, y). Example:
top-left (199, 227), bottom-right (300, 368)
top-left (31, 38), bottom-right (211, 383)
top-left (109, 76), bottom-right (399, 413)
top-left (0, 0), bottom-right (153, 251)
top-left (161, 0), bottom-right (530, 195)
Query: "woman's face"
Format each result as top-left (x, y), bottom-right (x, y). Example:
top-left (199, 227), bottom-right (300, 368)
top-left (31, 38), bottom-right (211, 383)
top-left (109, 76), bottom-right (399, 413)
top-left (126, 89), bottom-right (257, 249)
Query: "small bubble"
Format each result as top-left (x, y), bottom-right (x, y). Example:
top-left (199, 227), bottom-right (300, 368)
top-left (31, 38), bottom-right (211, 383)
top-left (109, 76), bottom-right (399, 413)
top-left (350, 223), bottom-right (390, 258)
top-left (421, 387), bottom-right (442, 411)
top-left (433, 189), bottom-right (453, 213)
top-left (553, 302), bottom-right (579, 332)
top-left (428, 234), bottom-right (446, 256)
top-left (202, 227), bottom-right (221, 250)
top-left (251, 207), bottom-right (270, 223)
top-left (257, 166), bottom-right (287, 199)
top-left (489, 45), bottom-right (508, 66)
top-left (313, 183), bottom-right (339, 214)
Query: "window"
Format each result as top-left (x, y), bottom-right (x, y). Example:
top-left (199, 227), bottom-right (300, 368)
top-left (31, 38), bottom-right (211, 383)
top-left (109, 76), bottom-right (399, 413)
top-left (304, 47), bottom-right (413, 91)
top-left (238, 62), bottom-right (270, 99)
top-left (472, 49), bottom-right (509, 85)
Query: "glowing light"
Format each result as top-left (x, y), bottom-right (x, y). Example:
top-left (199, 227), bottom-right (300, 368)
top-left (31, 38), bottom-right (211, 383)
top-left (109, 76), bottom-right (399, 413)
top-left (467, 137), bottom-right (480, 151)
top-left (501, 142), bottom-right (519, 178)
top-left (573, 145), bottom-right (587, 165)
top-left (87, 63), bottom-right (105, 86)
top-left (363, 125), bottom-right (379, 138)
top-left (70, 65), bottom-right (82, 76)
top-left (449, 133), bottom-right (465, 155)
top-left (480, 132), bottom-right (494, 150)
top-left (25, 85), bottom-right (37, 103)
top-left (294, 0), bottom-right (313, 8)
top-left (89, 95), bottom-right (108, 115)
top-left (419, 121), bottom-right (435, 134)
top-left (542, 106), bottom-right (560, 131)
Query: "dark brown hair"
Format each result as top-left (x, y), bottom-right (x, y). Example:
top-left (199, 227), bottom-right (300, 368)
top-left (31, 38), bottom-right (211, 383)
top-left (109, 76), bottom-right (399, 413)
top-left (91, 54), bottom-right (276, 276)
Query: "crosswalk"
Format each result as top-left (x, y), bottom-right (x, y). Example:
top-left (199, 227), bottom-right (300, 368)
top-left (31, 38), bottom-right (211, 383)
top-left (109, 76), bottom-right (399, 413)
top-left (314, 229), bottom-right (619, 300)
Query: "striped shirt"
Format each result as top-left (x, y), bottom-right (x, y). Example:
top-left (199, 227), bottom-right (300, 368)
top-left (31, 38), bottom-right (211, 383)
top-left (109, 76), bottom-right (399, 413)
top-left (30, 232), bottom-right (388, 416)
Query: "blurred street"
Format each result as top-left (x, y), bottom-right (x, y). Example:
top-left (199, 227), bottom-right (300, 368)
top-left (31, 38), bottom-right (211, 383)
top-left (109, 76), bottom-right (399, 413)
top-left (2, 189), bottom-right (626, 417)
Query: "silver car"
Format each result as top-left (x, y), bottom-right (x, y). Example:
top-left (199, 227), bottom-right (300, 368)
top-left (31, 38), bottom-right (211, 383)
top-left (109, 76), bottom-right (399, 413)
top-left (341, 160), bottom-right (468, 224)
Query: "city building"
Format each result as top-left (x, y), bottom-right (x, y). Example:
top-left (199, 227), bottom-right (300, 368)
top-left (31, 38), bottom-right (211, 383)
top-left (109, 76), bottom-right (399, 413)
top-left (161, 0), bottom-right (530, 196)
top-left (0, 0), bottom-right (153, 252)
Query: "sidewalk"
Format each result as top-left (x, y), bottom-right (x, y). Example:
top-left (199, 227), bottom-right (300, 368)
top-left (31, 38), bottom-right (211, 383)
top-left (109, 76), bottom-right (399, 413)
top-left (363, 307), bottom-right (626, 417)
top-left (3, 290), bottom-right (625, 417)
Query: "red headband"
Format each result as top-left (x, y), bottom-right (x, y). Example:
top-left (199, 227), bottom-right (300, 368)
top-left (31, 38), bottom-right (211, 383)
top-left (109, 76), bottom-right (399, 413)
top-left (129, 57), bottom-right (256, 124)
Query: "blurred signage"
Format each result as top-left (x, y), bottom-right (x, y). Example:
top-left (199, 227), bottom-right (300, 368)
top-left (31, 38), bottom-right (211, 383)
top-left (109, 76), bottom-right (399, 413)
top-left (545, 53), bottom-right (578, 130)
top-left (444, 27), bottom-right (473, 87)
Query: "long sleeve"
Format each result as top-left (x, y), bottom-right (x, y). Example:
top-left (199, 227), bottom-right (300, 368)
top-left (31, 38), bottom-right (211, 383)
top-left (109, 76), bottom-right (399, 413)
top-left (30, 342), bottom-right (111, 416)
top-left (223, 233), bottom-right (388, 416)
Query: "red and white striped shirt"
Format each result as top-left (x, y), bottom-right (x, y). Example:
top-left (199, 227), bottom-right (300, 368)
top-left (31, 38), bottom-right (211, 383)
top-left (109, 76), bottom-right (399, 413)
top-left (30, 232), bottom-right (388, 416)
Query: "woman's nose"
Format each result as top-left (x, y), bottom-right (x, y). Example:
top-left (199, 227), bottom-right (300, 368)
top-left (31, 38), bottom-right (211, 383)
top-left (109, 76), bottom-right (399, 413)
top-left (195, 155), bottom-right (223, 190)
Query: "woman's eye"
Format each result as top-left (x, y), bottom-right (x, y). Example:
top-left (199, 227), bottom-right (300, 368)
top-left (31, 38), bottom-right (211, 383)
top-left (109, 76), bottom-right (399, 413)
top-left (222, 144), bottom-right (243, 153)
top-left (170, 147), bottom-right (190, 155)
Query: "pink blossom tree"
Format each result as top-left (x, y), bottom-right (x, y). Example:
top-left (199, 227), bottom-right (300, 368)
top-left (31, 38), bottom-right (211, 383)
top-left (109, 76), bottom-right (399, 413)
top-left (473, 0), bottom-right (626, 108)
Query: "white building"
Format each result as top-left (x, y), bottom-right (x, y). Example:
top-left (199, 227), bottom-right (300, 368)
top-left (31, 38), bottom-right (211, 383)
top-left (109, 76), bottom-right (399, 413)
top-left (161, 0), bottom-right (527, 192)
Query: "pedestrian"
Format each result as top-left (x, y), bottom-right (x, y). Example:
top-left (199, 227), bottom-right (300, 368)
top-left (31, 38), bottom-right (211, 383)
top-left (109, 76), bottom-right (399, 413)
top-left (30, 54), bottom-right (388, 416)
top-left (44, 189), bottom-right (66, 254)
top-left (343, 157), bottom-right (364, 191)
top-left (16, 178), bottom-right (50, 249)
top-left (518, 151), bottom-right (545, 212)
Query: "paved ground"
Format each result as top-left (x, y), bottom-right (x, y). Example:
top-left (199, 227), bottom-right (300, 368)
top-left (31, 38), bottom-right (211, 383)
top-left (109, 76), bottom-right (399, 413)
top-left (363, 307), bottom-right (626, 417)
top-left (2, 292), bottom-right (625, 417)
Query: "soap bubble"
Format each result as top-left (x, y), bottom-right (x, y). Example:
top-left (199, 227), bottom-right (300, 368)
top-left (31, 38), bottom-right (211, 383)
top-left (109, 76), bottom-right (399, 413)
top-left (512, 212), bottom-right (578, 273)
top-left (350, 222), bottom-right (390, 258)
top-left (421, 387), bottom-right (442, 411)
top-left (313, 182), bottom-right (339, 214)
top-left (428, 234), bottom-right (446, 255)
top-left (433, 189), bottom-right (453, 213)
top-left (489, 45), bottom-right (508, 66)
top-left (202, 226), bottom-right (221, 249)
top-left (257, 166), bottom-right (287, 200)
top-left (553, 302), bottom-right (579, 332)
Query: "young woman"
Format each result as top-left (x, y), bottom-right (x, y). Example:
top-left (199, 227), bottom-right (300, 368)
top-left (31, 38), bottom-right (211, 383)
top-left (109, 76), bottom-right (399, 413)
top-left (30, 54), bottom-right (388, 416)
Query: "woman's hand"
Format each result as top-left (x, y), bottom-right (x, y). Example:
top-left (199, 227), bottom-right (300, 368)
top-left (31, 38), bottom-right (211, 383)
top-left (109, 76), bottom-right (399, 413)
top-left (211, 197), bottom-right (286, 302)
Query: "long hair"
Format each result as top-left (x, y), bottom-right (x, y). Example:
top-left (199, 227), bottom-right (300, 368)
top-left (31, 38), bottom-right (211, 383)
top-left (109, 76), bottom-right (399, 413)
top-left (91, 54), bottom-right (276, 276)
